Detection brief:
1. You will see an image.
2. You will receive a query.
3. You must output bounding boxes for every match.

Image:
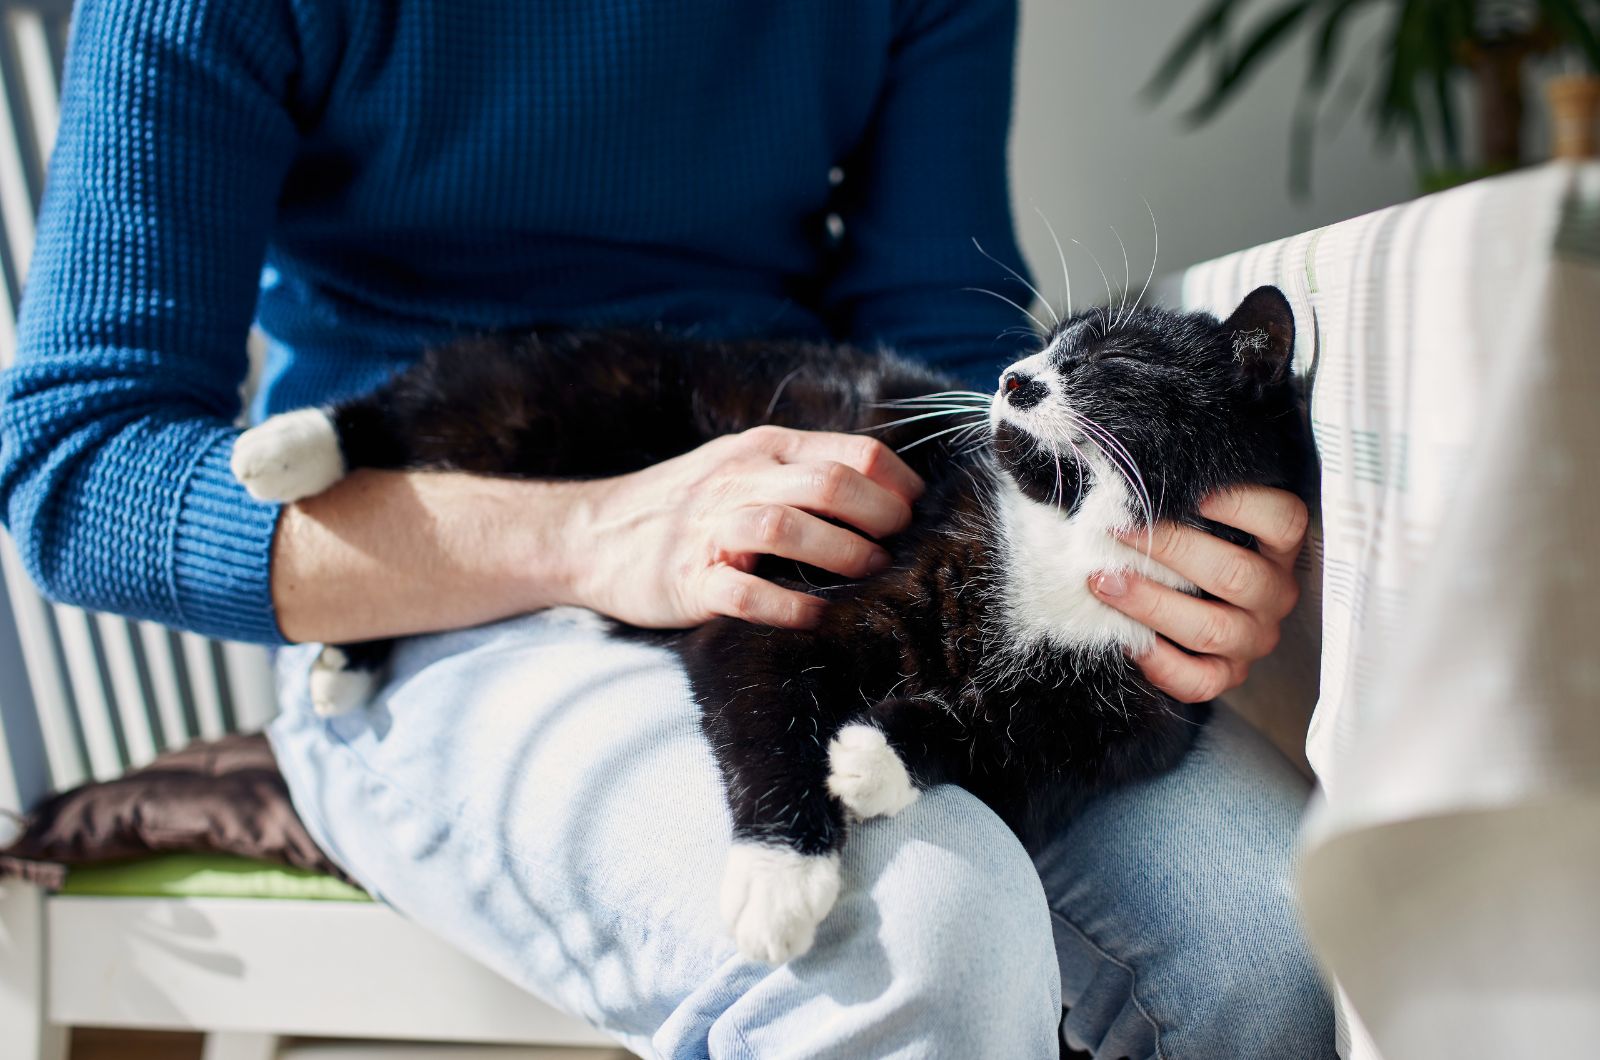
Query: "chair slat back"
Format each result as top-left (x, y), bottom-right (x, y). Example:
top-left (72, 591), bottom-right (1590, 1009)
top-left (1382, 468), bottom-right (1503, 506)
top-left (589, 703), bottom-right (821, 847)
top-left (0, 0), bottom-right (277, 817)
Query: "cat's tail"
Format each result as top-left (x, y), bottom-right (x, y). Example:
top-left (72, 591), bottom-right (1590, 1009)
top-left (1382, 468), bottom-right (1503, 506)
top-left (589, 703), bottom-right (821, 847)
top-left (230, 407), bottom-right (347, 502)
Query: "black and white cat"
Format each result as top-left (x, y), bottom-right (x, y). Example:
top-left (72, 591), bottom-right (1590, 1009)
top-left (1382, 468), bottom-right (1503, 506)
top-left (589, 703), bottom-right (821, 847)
top-left (233, 286), bottom-right (1306, 964)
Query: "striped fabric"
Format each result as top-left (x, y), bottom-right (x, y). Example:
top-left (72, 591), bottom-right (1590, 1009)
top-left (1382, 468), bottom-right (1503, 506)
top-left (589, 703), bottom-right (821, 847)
top-left (1177, 162), bottom-right (1600, 1060)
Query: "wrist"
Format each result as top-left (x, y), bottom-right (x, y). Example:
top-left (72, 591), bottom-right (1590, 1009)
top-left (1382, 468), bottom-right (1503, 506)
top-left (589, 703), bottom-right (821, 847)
top-left (508, 475), bottom-right (606, 614)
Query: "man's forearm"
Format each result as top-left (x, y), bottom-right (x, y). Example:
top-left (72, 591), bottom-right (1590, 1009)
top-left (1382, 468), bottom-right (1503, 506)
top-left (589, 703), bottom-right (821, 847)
top-left (271, 469), bottom-right (587, 644)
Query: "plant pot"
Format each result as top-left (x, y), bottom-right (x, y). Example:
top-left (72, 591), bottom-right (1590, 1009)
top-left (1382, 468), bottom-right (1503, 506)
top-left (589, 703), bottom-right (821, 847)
top-left (1546, 75), bottom-right (1600, 160)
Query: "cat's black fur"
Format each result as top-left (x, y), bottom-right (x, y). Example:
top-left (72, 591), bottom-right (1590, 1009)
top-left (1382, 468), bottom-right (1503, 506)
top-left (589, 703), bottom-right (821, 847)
top-left (242, 287), bottom-right (1306, 955)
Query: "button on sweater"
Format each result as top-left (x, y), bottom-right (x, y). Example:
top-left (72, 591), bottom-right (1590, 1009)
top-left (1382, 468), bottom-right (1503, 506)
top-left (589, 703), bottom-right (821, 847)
top-left (0, 0), bottom-right (1033, 643)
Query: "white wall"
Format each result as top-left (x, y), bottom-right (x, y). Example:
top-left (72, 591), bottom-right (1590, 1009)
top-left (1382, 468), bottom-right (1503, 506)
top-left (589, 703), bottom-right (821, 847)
top-left (1008, 0), bottom-right (1419, 303)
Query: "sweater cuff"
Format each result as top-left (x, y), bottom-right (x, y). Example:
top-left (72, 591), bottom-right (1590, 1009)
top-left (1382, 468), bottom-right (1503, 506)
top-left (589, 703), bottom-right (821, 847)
top-left (170, 431), bottom-right (286, 645)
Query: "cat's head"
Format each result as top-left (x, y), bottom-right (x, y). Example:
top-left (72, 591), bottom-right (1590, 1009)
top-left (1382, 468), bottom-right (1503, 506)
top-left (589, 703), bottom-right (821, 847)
top-left (987, 285), bottom-right (1306, 525)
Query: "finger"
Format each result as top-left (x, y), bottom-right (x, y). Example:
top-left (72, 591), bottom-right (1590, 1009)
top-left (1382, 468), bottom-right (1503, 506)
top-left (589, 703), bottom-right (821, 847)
top-left (701, 565), bottom-right (825, 630)
top-left (761, 460), bottom-right (915, 539)
top-left (1117, 521), bottom-right (1294, 617)
top-left (1130, 637), bottom-right (1241, 704)
top-left (744, 426), bottom-right (925, 504)
top-left (1198, 487), bottom-right (1309, 568)
top-left (723, 504), bottom-right (892, 579)
top-left (1089, 570), bottom-right (1275, 661)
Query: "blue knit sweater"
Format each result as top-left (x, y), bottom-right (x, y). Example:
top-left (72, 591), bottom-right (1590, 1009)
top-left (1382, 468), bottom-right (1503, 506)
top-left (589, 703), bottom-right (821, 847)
top-left (0, 0), bottom-right (1033, 645)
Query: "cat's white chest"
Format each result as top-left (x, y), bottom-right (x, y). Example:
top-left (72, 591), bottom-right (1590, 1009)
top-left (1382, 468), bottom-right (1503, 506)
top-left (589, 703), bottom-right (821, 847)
top-left (997, 474), bottom-right (1191, 657)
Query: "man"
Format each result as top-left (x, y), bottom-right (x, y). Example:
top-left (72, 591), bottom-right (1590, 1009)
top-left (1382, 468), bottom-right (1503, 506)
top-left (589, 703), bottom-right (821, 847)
top-left (0, 0), bottom-right (1332, 1055)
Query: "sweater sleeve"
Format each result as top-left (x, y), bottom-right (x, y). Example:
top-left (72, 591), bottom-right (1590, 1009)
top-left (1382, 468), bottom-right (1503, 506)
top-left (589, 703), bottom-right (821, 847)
top-left (824, 0), bottom-right (1037, 386)
top-left (0, 0), bottom-right (303, 643)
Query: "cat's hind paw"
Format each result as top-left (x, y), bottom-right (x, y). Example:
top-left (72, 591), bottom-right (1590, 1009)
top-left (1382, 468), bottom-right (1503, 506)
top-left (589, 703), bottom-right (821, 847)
top-left (720, 844), bottom-right (841, 965)
top-left (827, 723), bottom-right (919, 820)
top-left (308, 645), bottom-right (375, 716)
top-left (232, 408), bottom-right (346, 502)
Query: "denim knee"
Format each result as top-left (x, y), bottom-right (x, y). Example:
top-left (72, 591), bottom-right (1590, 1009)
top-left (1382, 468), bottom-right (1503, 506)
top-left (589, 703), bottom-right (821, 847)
top-left (795, 785), bottom-right (1063, 1057)
top-left (1052, 867), bottom-right (1335, 1059)
top-left (1042, 707), bottom-right (1336, 1059)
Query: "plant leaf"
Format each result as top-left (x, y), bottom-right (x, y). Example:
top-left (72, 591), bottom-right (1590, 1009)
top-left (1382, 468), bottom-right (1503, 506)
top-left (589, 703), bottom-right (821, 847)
top-left (1539, 0), bottom-right (1600, 69)
top-left (1372, 0), bottom-right (1433, 176)
top-left (1143, 0), bottom-right (1245, 101)
top-left (1431, 57), bottom-right (1462, 168)
top-left (1289, 0), bottom-right (1387, 197)
top-left (1184, 0), bottom-right (1320, 125)
top-left (1308, 0), bottom-right (1385, 91)
top-left (1289, 91), bottom-right (1320, 198)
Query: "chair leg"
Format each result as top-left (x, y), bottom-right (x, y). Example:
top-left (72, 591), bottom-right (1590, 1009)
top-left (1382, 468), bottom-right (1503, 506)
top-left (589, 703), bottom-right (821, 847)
top-left (0, 882), bottom-right (69, 1060)
top-left (201, 1032), bottom-right (281, 1060)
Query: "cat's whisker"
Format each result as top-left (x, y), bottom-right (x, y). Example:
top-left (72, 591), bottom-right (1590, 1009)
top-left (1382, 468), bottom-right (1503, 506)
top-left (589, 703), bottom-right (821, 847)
top-left (870, 405), bottom-right (979, 413)
top-left (1072, 239), bottom-right (1116, 338)
top-left (1079, 433), bottom-right (1153, 563)
top-left (1081, 430), bottom-right (1153, 535)
top-left (1068, 414), bottom-right (1156, 558)
top-left (1130, 197), bottom-right (1160, 321)
top-left (885, 399), bottom-right (983, 408)
top-left (1032, 203), bottom-right (1073, 321)
top-left (870, 395), bottom-right (990, 409)
top-left (1075, 420), bottom-right (1152, 525)
top-left (972, 237), bottom-right (1058, 329)
top-left (951, 422), bottom-right (991, 449)
top-left (997, 325), bottom-right (1043, 344)
top-left (1111, 225), bottom-right (1131, 331)
top-left (1046, 437), bottom-right (1065, 510)
top-left (763, 367), bottom-right (806, 421)
top-left (897, 418), bottom-right (992, 454)
top-left (952, 421), bottom-right (993, 458)
top-left (1061, 413), bottom-right (1141, 501)
top-left (1063, 434), bottom-right (1092, 481)
top-left (870, 405), bottom-right (988, 419)
top-left (879, 389), bottom-right (992, 401)
top-left (963, 287), bottom-right (1048, 335)
top-left (861, 408), bottom-right (985, 433)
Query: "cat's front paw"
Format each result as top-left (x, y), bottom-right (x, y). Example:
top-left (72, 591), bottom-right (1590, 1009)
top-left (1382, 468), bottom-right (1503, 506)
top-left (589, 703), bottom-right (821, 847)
top-left (308, 645), bottom-right (375, 716)
top-left (720, 843), bottom-right (841, 964)
top-left (827, 723), bottom-right (919, 820)
top-left (232, 408), bottom-right (345, 502)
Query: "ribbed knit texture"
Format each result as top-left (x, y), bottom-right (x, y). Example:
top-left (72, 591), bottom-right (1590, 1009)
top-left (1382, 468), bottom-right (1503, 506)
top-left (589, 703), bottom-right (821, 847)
top-left (0, 0), bottom-right (1033, 644)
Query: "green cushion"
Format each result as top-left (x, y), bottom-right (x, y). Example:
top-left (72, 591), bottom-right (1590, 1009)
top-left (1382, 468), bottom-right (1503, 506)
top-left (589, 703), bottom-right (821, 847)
top-left (59, 853), bottom-right (373, 903)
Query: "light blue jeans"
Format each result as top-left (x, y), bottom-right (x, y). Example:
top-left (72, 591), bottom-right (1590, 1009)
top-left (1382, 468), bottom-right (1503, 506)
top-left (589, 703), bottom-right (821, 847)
top-left (269, 610), bottom-right (1335, 1059)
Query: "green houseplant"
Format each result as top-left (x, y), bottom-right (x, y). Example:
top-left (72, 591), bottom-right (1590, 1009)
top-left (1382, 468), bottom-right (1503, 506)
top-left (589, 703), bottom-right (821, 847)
top-left (1147, 0), bottom-right (1600, 193)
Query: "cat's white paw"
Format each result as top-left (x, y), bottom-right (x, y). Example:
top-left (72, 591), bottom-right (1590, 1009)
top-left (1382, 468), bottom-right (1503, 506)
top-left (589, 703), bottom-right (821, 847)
top-left (720, 843), bottom-right (841, 965)
top-left (232, 408), bottom-right (345, 502)
top-left (827, 723), bottom-right (919, 820)
top-left (308, 646), bottom-right (374, 716)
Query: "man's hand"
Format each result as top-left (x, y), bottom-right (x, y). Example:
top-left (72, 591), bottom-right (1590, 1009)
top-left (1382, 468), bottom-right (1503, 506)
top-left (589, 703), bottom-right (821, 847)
top-left (1088, 486), bottom-right (1308, 703)
top-left (567, 426), bottom-right (924, 630)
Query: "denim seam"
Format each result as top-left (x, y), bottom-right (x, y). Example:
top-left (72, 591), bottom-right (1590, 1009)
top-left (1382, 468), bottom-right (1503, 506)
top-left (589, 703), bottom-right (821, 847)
top-left (727, 1018), bottom-right (763, 1060)
top-left (1049, 907), bottom-right (1168, 1060)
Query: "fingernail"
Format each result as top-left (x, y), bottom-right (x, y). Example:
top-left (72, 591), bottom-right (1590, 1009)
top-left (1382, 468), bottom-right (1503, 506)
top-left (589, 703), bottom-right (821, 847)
top-left (1091, 572), bottom-right (1127, 598)
top-left (866, 549), bottom-right (892, 574)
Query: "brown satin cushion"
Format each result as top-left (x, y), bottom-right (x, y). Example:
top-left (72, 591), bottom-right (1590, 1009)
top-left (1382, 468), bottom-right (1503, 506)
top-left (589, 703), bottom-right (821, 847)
top-left (0, 731), bottom-right (350, 888)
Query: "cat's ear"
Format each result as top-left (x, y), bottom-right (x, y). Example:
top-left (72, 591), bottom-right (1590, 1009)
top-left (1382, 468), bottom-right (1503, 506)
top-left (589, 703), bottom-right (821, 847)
top-left (1223, 286), bottom-right (1295, 389)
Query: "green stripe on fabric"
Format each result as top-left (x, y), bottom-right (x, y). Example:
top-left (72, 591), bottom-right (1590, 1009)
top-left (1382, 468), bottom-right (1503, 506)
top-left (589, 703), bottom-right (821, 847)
top-left (60, 854), bottom-right (373, 902)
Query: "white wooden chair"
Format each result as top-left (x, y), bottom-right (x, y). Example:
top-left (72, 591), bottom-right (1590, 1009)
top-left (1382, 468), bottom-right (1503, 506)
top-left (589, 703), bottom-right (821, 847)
top-left (0, 2), bottom-right (617, 1055)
